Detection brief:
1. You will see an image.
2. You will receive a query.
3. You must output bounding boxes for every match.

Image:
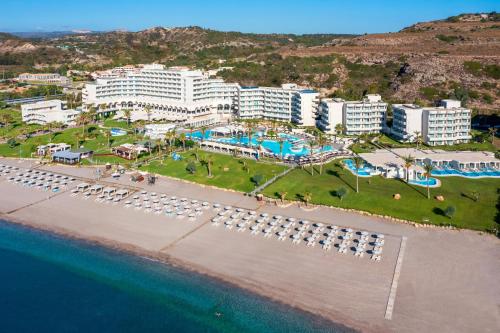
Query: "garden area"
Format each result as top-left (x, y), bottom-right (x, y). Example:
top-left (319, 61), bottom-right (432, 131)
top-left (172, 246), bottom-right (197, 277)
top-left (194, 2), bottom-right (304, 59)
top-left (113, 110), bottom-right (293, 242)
top-left (263, 160), bottom-right (500, 232)
top-left (140, 151), bottom-right (289, 193)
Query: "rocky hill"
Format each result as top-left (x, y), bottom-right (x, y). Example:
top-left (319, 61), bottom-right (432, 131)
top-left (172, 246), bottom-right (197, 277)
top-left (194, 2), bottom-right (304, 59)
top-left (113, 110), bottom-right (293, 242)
top-left (0, 13), bottom-right (498, 113)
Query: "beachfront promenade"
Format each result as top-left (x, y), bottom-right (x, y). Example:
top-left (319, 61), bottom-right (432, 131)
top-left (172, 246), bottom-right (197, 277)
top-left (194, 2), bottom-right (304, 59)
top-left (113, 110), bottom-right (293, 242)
top-left (0, 158), bottom-right (498, 333)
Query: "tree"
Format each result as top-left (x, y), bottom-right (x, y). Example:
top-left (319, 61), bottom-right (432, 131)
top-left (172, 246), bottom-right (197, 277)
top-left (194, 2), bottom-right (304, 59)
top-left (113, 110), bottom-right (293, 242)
top-left (414, 131), bottom-right (422, 149)
top-left (104, 129), bottom-right (111, 148)
top-left (245, 120), bottom-right (256, 147)
top-left (317, 133), bottom-right (327, 175)
top-left (488, 127), bottom-right (497, 143)
top-left (278, 138), bottom-right (285, 161)
top-left (334, 123), bottom-right (344, 137)
top-left (353, 156), bottom-right (364, 193)
top-left (144, 105), bottom-right (152, 123)
top-left (76, 111), bottom-right (90, 137)
top-left (7, 138), bottom-right (17, 148)
top-left (471, 191), bottom-right (480, 202)
top-left (203, 154), bottom-right (214, 177)
top-left (423, 163), bottom-right (434, 199)
top-left (179, 132), bottom-right (187, 151)
top-left (444, 206), bottom-right (456, 219)
top-left (200, 126), bottom-right (208, 143)
top-left (303, 191), bottom-right (312, 207)
top-left (402, 154), bottom-right (415, 182)
top-left (251, 174), bottom-right (264, 186)
top-left (279, 191), bottom-right (287, 203)
top-left (123, 109), bottom-right (132, 126)
top-left (87, 106), bottom-right (97, 124)
top-left (308, 140), bottom-right (316, 176)
top-left (336, 187), bottom-right (348, 201)
top-left (186, 161), bottom-right (197, 174)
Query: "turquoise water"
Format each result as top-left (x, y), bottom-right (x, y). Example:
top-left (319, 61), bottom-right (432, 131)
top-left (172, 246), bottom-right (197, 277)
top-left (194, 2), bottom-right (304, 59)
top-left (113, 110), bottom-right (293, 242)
top-left (343, 159), bottom-right (375, 177)
top-left (409, 177), bottom-right (439, 187)
top-left (431, 167), bottom-right (500, 178)
top-left (111, 128), bottom-right (127, 136)
top-left (189, 130), bottom-right (333, 157)
top-left (0, 220), bottom-right (354, 333)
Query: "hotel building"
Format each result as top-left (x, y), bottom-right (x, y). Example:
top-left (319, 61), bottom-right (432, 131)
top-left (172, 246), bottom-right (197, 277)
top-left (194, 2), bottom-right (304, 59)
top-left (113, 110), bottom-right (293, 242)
top-left (316, 94), bottom-right (388, 135)
top-left (392, 99), bottom-right (471, 146)
top-left (83, 64), bottom-right (318, 126)
top-left (17, 73), bottom-right (71, 86)
top-left (21, 99), bottom-right (80, 125)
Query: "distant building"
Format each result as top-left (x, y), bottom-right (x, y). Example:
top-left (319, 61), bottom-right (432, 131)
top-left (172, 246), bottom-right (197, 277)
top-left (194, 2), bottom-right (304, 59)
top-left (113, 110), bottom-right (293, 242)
top-left (21, 99), bottom-right (80, 125)
top-left (392, 99), bottom-right (471, 146)
top-left (316, 94), bottom-right (387, 135)
top-left (144, 123), bottom-right (177, 139)
top-left (291, 90), bottom-right (320, 127)
top-left (17, 73), bottom-right (71, 86)
top-left (36, 143), bottom-right (71, 156)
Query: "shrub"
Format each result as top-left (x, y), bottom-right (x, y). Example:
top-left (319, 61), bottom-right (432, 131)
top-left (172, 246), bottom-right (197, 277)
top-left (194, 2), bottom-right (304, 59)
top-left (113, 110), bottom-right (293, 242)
top-left (335, 187), bottom-right (348, 201)
top-left (444, 206), bottom-right (456, 219)
top-left (435, 34), bottom-right (459, 43)
top-left (186, 162), bottom-right (197, 174)
top-left (251, 174), bottom-right (264, 186)
top-left (7, 138), bottom-right (16, 148)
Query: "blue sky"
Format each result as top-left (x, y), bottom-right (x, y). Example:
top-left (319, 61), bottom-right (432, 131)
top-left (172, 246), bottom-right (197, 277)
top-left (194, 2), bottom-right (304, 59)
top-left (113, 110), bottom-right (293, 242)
top-left (1, 0), bottom-right (499, 34)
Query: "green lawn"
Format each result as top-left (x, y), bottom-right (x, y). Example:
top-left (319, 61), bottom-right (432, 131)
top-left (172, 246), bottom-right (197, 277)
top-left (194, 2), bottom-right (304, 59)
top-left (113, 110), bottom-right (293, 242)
top-left (102, 119), bottom-right (132, 129)
top-left (263, 160), bottom-right (499, 232)
top-left (0, 125), bottom-right (137, 157)
top-left (140, 151), bottom-right (289, 193)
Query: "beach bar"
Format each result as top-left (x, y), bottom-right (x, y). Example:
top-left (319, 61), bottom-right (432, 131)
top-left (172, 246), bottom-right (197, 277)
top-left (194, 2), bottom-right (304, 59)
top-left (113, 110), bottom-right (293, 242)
top-left (52, 150), bottom-right (81, 164)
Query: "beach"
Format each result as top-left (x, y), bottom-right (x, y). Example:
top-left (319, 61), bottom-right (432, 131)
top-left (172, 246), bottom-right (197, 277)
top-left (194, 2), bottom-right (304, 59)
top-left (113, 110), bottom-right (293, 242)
top-left (0, 157), bottom-right (499, 333)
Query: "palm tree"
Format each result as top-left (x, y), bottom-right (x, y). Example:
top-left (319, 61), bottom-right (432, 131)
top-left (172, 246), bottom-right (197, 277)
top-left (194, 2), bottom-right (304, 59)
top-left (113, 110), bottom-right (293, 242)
top-left (308, 140), bottom-right (316, 176)
top-left (200, 126), bottom-right (208, 143)
top-left (303, 191), bottom-right (312, 207)
top-left (335, 123), bottom-right (344, 138)
top-left (278, 138), bottom-right (285, 161)
top-left (155, 138), bottom-right (162, 157)
top-left (104, 129), bottom-right (111, 148)
top-left (76, 112), bottom-right (90, 138)
top-left (402, 154), bottom-right (415, 182)
top-left (123, 109), bottom-right (132, 127)
top-left (279, 191), bottom-right (287, 204)
top-left (245, 120), bottom-right (255, 147)
top-left (414, 131), bottom-right (422, 149)
top-left (205, 154), bottom-right (214, 177)
top-left (353, 156), bottom-right (364, 193)
top-left (423, 163), bottom-right (434, 200)
top-left (87, 106), bottom-right (97, 124)
top-left (179, 132), bottom-right (187, 151)
top-left (144, 105), bottom-right (152, 123)
top-left (317, 133), bottom-right (327, 175)
top-left (488, 127), bottom-right (497, 143)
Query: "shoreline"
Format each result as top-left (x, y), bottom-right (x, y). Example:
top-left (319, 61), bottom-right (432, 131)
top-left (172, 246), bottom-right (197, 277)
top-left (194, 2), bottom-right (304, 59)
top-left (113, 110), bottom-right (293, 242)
top-left (1, 158), bottom-right (498, 333)
top-left (0, 214), bottom-right (361, 332)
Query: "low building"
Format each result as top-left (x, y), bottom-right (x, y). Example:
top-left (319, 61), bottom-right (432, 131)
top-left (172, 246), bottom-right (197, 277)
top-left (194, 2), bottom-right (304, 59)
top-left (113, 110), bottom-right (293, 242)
top-left (52, 150), bottom-right (81, 164)
top-left (17, 73), bottom-right (71, 86)
top-left (36, 143), bottom-right (71, 156)
top-left (392, 100), bottom-right (471, 146)
top-left (111, 144), bottom-right (149, 160)
top-left (144, 123), bottom-right (177, 139)
top-left (21, 100), bottom-right (80, 125)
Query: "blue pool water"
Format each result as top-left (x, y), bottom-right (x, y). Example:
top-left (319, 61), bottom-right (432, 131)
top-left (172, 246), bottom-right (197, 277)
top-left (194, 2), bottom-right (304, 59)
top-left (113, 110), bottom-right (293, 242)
top-left (343, 159), bottom-right (375, 177)
top-left (111, 128), bottom-right (127, 136)
top-left (189, 130), bottom-right (333, 157)
top-left (0, 219), bottom-right (354, 333)
top-left (432, 167), bottom-right (500, 178)
top-left (409, 177), bottom-right (439, 187)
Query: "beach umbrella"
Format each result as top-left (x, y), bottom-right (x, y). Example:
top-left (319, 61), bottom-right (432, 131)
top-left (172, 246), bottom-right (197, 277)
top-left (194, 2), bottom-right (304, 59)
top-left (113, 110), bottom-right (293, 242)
top-left (288, 217), bottom-right (296, 222)
top-left (314, 222), bottom-right (323, 227)
top-left (376, 234), bottom-right (385, 239)
top-left (261, 213), bottom-right (269, 217)
top-left (274, 215), bottom-right (282, 220)
top-left (249, 211), bottom-right (257, 215)
top-left (322, 239), bottom-right (332, 245)
top-left (292, 234), bottom-right (300, 239)
top-left (224, 206), bottom-right (233, 210)
top-left (256, 219), bottom-right (265, 223)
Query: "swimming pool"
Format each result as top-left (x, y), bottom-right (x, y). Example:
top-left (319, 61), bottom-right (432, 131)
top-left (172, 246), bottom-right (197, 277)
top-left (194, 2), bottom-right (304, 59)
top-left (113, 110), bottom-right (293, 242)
top-left (431, 167), bottom-right (500, 178)
top-left (189, 130), bottom-right (334, 157)
top-left (110, 128), bottom-right (127, 137)
top-left (409, 177), bottom-right (440, 187)
top-left (343, 159), bottom-right (376, 177)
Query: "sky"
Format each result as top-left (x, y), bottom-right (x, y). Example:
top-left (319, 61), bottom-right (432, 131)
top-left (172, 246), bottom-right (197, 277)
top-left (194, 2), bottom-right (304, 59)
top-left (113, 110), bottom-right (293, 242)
top-left (1, 0), bottom-right (499, 34)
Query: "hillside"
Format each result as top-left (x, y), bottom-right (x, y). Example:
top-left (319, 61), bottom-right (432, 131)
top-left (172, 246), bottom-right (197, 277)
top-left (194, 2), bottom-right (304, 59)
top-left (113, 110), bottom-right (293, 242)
top-left (0, 13), bottom-right (498, 113)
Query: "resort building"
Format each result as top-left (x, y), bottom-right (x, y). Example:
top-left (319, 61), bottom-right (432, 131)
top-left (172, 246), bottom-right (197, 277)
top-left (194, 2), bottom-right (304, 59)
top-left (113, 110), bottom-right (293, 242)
top-left (17, 73), bottom-right (71, 86)
top-left (316, 94), bottom-right (387, 135)
top-left (21, 100), bottom-right (81, 125)
top-left (291, 90), bottom-right (320, 127)
top-left (144, 123), bottom-right (177, 140)
top-left (36, 143), bottom-right (71, 156)
top-left (83, 64), bottom-right (317, 126)
top-left (357, 148), bottom-right (499, 180)
top-left (392, 100), bottom-right (471, 146)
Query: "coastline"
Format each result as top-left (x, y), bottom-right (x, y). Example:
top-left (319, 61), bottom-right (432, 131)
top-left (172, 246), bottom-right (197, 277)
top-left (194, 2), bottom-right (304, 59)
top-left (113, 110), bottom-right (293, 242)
top-left (0, 158), bottom-right (498, 333)
top-left (0, 214), bottom-right (359, 332)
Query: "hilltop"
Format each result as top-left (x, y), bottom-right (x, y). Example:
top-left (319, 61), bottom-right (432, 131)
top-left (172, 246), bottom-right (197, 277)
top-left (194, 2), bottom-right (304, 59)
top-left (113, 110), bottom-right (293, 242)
top-left (0, 13), bottom-right (498, 113)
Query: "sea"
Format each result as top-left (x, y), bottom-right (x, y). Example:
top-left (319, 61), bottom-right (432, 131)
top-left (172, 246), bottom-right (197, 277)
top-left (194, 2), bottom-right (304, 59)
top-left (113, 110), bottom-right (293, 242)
top-left (0, 219), bottom-right (356, 333)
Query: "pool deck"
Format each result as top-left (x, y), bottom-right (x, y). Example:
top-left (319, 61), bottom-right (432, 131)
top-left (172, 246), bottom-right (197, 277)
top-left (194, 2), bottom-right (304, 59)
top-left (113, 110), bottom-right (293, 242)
top-left (0, 157), bottom-right (499, 333)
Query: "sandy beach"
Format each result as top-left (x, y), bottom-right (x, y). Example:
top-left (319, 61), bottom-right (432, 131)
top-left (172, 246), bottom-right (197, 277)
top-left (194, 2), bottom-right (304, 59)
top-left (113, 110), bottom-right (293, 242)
top-left (0, 157), bottom-right (498, 333)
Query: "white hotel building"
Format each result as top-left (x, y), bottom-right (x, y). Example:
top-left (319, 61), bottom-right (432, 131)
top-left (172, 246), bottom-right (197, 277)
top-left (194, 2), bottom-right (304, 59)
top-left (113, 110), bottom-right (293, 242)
top-left (392, 99), bottom-right (471, 146)
top-left (21, 99), bottom-right (80, 125)
top-left (83, 64), bottom-right (318, 127)
top-left (316, 94), bottom-right (388, 135)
